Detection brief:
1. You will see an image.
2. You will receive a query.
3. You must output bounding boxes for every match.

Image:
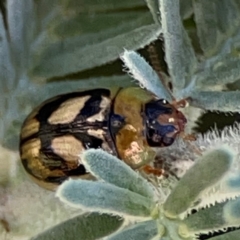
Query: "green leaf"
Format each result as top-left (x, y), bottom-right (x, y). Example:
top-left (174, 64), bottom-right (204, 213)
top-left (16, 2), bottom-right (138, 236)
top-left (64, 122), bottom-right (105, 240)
top-left (121, 50), bottom-right (173, 101)
top-left (47, 11), bottom-right (151, 40)
top-left (210, 229), bottom-right (240, 240)
top-left (30, 23), bottom-right (161, 79)
top-left (30, 12), bottom-right (151, 67)
top-left (60, 0), bottom-right (146, 13)
top-left (180, 0), bottom-right (193, 19)
top-left (196, 55), bottom-right (240, 89)
top-left (193, 0), bottom-right (240, 57)
top-left (82, 149), bottom-right (155, 199)
top-left (31, 212), bottom-right (124, 240)
top-left (223, 198), bottom-right (240, 224)
top-left (108, 220), bottom-right (158, 240)
top-left (189, 91), bottom-right (240, 111)
top-left (145, 0), bottom-right (161, 24)
top-left (7, 0), bottom-right (35, 74)
top-left (159, 0), bottom-right (197, 92)
top-left (30, 0), bottom-right (60, 34)
top-left (56, 179), bottom-right (154, 218)
top-left (163, 147), bottom-right (234, 217)
top-left (181, 198), bottom-right (240, 235)
top-left (0, 13), bottom-right (14, 92)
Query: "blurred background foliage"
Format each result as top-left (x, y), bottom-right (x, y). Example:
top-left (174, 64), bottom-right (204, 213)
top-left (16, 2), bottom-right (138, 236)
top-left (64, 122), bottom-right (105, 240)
top-left (1, 0), bottom-right (240, 239)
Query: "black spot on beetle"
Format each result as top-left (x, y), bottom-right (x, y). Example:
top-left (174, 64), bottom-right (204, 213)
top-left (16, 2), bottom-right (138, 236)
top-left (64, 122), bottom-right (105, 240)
top-left (64, 164), bottom-right (86, 176)
top-left (45, 175), bottom-right (69, 184)
top-left (73, 133), bottom-right (104, 149)
top-left (22, 158), bottom-right (34, 176)
top-left (75, 95), bottom-right (103, 121)
top-left (36, 89), bottom-right (111, 122)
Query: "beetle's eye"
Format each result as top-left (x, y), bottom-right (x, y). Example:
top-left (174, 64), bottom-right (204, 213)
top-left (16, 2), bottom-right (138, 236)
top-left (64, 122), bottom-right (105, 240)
top-left (160, 99), bottom-right (168, 105)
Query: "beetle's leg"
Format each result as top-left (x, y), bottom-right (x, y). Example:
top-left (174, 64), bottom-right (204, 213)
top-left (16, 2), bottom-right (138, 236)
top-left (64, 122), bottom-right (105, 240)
top-left (179, 132), bottom-right (197, 141)
top-left (179, 132), bottom-right (202, 156)
top-left (141, 164), bottom-right (165, 177)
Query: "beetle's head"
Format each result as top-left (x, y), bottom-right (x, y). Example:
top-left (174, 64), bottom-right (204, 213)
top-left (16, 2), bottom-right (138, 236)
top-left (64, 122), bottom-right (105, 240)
top-left (144, 99), bottom-right (187, 147)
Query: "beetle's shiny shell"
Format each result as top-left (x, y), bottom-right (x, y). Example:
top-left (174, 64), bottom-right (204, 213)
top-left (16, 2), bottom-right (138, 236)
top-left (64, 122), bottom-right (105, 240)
top-left (20, 87), bottom-right (186, 190)
top-left (20, 89), bottom-right (118, 190)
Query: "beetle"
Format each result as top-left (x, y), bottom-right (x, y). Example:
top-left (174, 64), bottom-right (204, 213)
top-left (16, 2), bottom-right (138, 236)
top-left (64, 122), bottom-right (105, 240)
top-left (19, 87), bottom-right (187, 190)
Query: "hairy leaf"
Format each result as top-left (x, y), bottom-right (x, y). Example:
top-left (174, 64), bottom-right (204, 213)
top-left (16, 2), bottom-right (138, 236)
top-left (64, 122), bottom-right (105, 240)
top-left (193, 0), bottom-right (240, 57)
top-left (57, 179), bottom-right (154, 218)
top-left (108, 220), bottom-right (158, 240)
top-left (189, 91), bottom-right (240, 111)
top-left (7, 0), bottom-right (35, 74)
top-left (160, 0), bottom-right (197, 91)
top-left (31, 212), bottom-right (123, 240)
top-left (121, 50), bottom-right (173, 101)
top-left (82, 149), bottom-right (155, 199)
top-left (164, 147), bottom-right (234, 217)
top-left (30, 23), bottom-right (161, 79)
top-left (182, 198), bottom-right (240, 235)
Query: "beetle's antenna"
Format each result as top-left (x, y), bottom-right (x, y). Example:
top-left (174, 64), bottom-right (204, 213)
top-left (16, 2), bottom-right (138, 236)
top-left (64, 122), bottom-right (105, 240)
top-left (171, 98), bottom-right (190, 109)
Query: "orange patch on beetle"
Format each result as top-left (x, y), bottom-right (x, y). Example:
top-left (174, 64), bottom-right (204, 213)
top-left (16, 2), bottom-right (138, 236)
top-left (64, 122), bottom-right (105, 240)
top-left (142, 165), bottom-right (163, 176)
top-left (124, 141), bottom-right (144, 166)
top-left (116, 124), bottom-right (155, 168)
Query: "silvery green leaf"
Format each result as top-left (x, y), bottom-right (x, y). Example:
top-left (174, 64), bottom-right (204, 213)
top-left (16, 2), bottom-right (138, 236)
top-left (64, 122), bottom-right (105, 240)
top-left (29, 7), bottom-right (153, 79)
top-left (193, 0), bottom-right (240, 57)
top-left (47, 11), bottom-right (152, 40)
top-left (31, 212), bottom-right (123, 240)
top-left (189, 91), bottom-right (240, 111)
top-left (7, 0), bottom-right (35, 74)
top-left (214, 0), bottom-right (239, 34)
top-left (196, 55), bottom-right (240, 89)
top-left (146, 0), bottom-right (193, 24)
top-left (121, 50), bottom-right (173, 101)
top-left (33, 0), bottom-right (60, 34)
top-left (61, 0), bottom-right (146, 13)
top-left (82, 149), bottom-right (155, 199)
top-left (159, 0), bottom-right (197, 92)
top-left (30, 12), bottom-right (151, 63)
top-left (108, 220), bottom-right (158, 240)
top-left (34, 1), bottom-right (147, 40)
top-left (0, 13), bottom-right (15, 93)
top-left (163, 147), bottom-right (234, 217)
top-left (235, 0), bottom-right (240, 11)
top-left (181, 198), bottom-right (240, 235)
top-left (209, 230), bottom-right (240, 240)
top-left (180, 0), bottom-right (193, 19)
top-left (30, 23), bottom-right (160, 79)
top-left (223, 197), bottom-right (240, 224)
top-left (56, 179), bottom-right (154, 218)
top-left (145, 0), bottom-right (161, 24)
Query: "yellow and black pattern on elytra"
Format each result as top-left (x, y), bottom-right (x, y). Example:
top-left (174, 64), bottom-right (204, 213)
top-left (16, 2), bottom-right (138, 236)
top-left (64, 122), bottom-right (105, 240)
top-left (20, 89), bottom-right (118, 190)
top-left (20, 87), bottom-right (187, 191)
